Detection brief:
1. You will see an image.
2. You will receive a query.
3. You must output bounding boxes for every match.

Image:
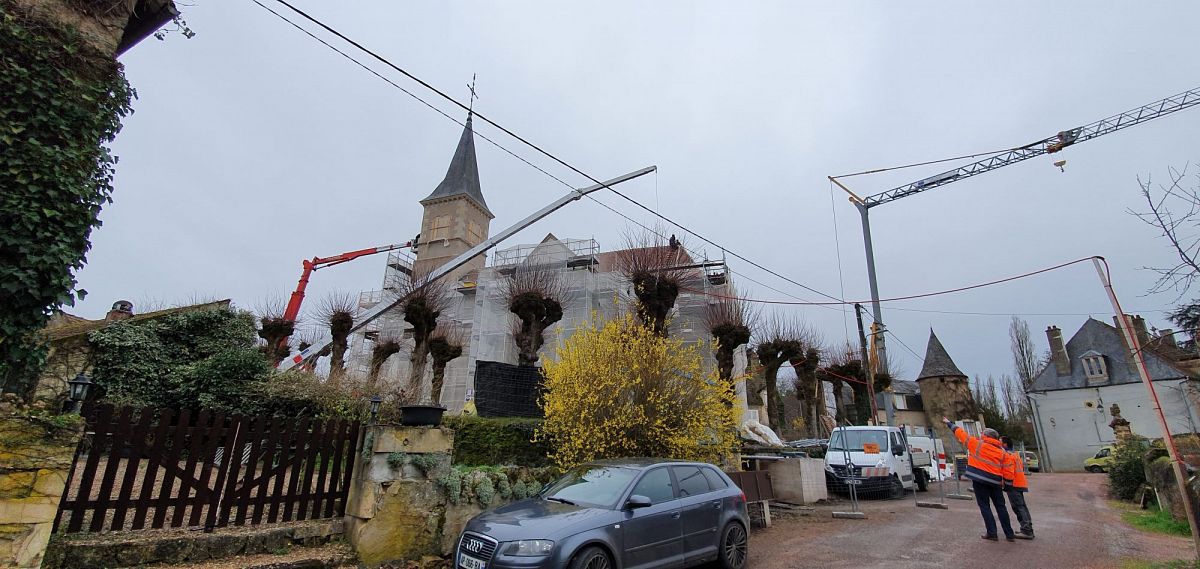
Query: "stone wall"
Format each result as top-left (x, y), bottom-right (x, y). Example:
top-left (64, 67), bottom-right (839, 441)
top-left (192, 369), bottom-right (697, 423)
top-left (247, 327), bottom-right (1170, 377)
top-left (0, 411), bottom-right (83, 568)
top-left (344, 425), bottom-right (557, 567)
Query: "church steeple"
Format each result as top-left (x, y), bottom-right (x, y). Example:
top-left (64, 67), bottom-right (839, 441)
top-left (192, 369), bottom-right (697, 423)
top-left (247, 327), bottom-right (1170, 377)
top-left (421, 116), bottom-right (492, 218)
top-left (412, 112), bottom-right (494, 281)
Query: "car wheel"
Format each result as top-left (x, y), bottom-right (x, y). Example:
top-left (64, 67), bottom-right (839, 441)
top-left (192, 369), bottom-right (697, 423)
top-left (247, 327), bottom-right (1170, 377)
top-left (716, 522), bottom-right (748, 569)
top-left (569, 546), bottom-right (612, 569)
top-left (1086, 466), bottom-right (1103, 473)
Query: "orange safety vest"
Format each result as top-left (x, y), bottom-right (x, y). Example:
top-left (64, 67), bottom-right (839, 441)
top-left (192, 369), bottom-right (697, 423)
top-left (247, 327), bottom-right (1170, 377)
top-left (1005, 451), bottom-right (1029, 491)
top-left (952, 426), bottom-right (1013, 486)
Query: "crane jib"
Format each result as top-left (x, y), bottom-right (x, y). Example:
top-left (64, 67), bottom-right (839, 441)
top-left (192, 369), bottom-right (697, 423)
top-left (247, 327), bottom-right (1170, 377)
top-left (862, 85), bottom-right (1200, 208)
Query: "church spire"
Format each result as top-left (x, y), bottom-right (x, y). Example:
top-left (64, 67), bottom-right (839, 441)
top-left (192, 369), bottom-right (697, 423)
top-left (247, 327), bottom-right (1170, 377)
top-left (421, 114), bottom-right (492, 218)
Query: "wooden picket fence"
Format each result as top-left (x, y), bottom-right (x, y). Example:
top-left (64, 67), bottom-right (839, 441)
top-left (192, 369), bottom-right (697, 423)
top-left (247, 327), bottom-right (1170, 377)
top-left (54, 405), bottom-right (360, 534)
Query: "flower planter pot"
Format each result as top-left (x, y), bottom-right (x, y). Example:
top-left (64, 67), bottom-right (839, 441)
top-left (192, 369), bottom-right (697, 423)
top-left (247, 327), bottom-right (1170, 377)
top-left (400, 405), bottom-right (447, 426)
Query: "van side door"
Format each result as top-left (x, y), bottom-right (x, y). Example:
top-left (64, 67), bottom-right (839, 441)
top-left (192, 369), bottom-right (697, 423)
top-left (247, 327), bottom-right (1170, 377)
top-left (892, 431), bottom-right (913, 485)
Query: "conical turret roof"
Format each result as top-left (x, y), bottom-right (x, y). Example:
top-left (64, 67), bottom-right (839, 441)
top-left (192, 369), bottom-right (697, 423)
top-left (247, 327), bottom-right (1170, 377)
top-left (422, 115), bottom-right (492, 218)
top-left (917, 329), bottom-right (967, 380)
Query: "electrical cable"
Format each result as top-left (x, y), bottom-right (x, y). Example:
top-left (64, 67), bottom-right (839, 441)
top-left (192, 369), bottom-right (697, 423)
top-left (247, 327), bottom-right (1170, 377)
top-left (255, 0), bottom-right (847, 305)
top-left (678, 256), bottom-right (1101, 306)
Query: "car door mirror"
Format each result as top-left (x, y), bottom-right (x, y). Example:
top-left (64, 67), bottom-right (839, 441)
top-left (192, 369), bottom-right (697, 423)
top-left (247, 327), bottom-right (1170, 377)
top-left (626, 495), bottom-right (652, 509)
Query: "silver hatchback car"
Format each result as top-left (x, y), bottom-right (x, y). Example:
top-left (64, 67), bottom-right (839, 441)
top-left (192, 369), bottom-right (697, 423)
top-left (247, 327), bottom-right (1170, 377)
top-left (455, 458), bottom-right (750, 569)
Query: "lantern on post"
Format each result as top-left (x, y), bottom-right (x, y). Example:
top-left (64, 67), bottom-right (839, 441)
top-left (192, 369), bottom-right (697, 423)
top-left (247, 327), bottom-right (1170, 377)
top-left (369, 394), bottom-right (382, 425)
top-left (67, 372), bottom-right (93, 413)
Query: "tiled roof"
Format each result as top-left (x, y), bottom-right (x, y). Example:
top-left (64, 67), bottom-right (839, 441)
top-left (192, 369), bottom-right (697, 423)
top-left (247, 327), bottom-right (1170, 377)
top-left (917, 329), bottom-right (966, 380)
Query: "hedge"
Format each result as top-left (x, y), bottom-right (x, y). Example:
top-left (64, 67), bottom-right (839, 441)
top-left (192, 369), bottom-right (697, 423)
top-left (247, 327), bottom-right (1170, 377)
top-left (444, 416), bottom-right (551, 467)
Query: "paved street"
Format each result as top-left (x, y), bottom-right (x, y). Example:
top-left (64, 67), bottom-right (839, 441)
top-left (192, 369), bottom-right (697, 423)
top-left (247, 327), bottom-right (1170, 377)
top-left (748, 473), bottom-right (1191, 569)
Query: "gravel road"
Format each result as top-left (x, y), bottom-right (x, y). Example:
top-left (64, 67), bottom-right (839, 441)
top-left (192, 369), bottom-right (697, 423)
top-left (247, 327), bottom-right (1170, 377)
top-left (747, 472), bottom-right (1190, 569)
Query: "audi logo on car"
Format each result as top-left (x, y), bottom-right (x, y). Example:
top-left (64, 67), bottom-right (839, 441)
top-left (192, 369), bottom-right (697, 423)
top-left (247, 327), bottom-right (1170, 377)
top-left (464, 537), bottom-right (483, 553)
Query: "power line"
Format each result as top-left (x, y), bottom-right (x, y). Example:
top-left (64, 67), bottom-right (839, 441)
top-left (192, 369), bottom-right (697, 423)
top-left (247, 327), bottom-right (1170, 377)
top-left (254, 0), bottom-right (847, 305)
top-left (680, 256), bottom-right (1101, 306)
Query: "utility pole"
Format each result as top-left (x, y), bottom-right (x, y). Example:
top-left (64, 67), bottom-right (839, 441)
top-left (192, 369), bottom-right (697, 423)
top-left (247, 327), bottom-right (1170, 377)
top-left (854, 303), bottom-right (880, 425)
top-left (1093, 257), bottom-right (1200, 561)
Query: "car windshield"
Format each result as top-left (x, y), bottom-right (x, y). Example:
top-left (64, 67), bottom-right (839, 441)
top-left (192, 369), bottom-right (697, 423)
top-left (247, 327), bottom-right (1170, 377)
top-left (540, 465), bottom-right (639, 509)
top-left (828, 430), bottom-right (890, 452)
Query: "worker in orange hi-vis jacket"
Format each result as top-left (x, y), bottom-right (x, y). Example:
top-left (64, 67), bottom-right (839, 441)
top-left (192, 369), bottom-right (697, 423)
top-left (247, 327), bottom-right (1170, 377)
top-left (1001, 435), bottom-right (1035, 539)
top-left (942, 417), bottom-right (1017, 542)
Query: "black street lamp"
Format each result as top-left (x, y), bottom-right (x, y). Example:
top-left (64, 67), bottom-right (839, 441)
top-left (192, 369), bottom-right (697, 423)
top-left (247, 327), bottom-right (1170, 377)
top-left (369, 394), bottom-right (382, 425)
top-left (67, 372), bottom-right (93, 413)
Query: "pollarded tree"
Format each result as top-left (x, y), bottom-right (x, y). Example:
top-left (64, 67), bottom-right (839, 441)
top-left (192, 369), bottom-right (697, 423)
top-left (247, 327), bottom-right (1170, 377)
top-left (790, 346), bottom-right (823, 437)
top-left (316, 293), bottom-right (356, 385)
top-left (428, 325), bottom-right (466, 405)
top-left (753, 315), bottom-right (812, 432)
top-left (540, 313), bottom-right (739, 468)
top-left (400, 273), bottom-right (450, 403)
top-left (366, 335), bottom-right (402, 389)
top-left (502, 262), bottom-right (565, 366)
top-left (615, 229), bottom-right (690, 337)
top-left (703, 289), bottom-right (755, 401)
top-left (255, 297), bottom-right (294, 366)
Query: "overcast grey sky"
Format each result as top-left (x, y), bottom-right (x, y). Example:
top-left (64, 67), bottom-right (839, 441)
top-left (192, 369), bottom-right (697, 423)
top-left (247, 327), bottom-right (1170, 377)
top-left (74, 1), bottom-right (1200, 386)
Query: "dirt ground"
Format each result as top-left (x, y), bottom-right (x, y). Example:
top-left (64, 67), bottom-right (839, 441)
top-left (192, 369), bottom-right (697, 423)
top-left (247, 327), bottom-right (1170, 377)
top-left (748, 473), bottom-right (1191, 569)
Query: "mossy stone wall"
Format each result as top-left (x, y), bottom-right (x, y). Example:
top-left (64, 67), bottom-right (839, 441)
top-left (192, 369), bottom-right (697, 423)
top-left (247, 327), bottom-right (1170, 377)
top-left (0, 413), bottom-right (82, 568)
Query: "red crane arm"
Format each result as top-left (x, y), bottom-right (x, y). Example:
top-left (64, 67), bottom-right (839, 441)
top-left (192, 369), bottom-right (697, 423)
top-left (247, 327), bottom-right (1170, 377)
top-left (281, 241), bottom-right (413, 325)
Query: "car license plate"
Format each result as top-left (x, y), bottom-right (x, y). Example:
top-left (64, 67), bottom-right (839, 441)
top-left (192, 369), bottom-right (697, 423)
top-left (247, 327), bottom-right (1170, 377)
top-left (459, 554), bottom-right (486, 569)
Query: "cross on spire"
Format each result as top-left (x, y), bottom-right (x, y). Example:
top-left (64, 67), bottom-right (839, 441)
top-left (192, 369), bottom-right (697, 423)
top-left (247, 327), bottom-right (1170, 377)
top-left (467, 73), bottom-right (478, 116)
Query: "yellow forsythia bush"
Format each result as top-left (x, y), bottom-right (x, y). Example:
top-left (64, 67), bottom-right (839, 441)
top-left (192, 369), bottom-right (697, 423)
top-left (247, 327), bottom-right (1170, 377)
top-left (539, 312), bottom-right (740, 468)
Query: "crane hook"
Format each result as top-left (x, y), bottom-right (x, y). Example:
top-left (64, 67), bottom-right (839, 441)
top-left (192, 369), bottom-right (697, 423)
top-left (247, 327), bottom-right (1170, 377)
top-left (1053, 159), bottom-right (1067, 173)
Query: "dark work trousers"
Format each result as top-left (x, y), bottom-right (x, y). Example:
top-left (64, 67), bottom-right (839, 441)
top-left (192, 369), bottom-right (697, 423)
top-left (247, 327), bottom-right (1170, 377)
top-left (972, 480), bottom-right (1015, 538)
top-left (1006, 487), bottom-right (1034, 535)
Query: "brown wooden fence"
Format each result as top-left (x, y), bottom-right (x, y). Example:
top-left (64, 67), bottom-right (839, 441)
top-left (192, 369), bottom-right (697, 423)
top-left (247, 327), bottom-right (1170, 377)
top-left (54, 405), bottom-right (360, 534)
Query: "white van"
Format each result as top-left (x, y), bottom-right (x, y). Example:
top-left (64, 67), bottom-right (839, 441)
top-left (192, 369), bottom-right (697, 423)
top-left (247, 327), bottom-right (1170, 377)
top-left (824, 426), bottom-right (931, 498)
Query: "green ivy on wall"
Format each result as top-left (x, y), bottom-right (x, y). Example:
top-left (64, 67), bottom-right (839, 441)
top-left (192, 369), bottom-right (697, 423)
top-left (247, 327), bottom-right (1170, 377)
top-left (0, 1), bottom-right (134, 400)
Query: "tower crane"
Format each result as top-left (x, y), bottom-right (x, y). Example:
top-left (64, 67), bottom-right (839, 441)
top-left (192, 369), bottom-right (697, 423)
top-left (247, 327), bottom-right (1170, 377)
top-left (830, 85), bottom-right (1200, 425)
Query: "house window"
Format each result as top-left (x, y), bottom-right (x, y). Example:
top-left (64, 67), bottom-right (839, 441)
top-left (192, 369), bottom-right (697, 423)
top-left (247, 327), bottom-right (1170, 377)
top-left (429, 215), bottom-right (450, 240)
top-left (467, 220), bottom-right (483, 244)
top-left (1082, 352), bottom-right (1108, 382)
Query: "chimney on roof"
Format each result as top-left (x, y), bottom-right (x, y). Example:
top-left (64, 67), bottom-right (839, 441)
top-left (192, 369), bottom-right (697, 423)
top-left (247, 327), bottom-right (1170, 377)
top-left (1046, 326), bottom-right (1070, 376)
top-left (1160, 328), bottom-right (1178, 348)
top-left (105, 300), bottom-right (134, 322)
top-left (1132, 315), bottom-right (1151, 346)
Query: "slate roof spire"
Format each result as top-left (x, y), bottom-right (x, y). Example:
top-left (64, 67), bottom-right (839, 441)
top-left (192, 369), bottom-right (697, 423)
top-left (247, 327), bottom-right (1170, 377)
top-left (421, 114), bottom-right (492, 218)
top-left (917, 329), bottom-right (967, 380)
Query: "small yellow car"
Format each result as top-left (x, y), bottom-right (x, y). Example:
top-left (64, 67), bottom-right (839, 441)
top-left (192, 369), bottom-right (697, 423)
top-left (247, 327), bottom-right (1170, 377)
top-left (1084, 446), bottom-right (1113, 473)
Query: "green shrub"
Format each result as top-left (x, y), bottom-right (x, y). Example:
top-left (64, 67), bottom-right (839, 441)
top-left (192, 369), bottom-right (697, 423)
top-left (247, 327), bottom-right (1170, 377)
top-left (387, 451), bottom-right (407, 470)
top-left (1109, 436), bottom-right (1150, 500)
top-left (443, 416), bottom-right (550, 467)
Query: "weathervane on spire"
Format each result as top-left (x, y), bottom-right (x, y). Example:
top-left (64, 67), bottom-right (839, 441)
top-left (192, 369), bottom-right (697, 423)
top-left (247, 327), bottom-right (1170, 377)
top-left (467, 73), bottom-right (478, 117)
